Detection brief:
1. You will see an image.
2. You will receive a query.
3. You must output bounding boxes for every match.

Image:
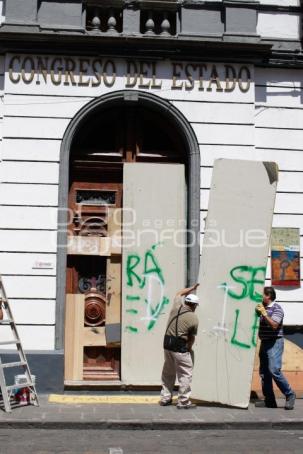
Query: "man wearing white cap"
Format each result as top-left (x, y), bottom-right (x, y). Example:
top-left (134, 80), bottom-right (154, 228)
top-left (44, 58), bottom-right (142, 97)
top-left (160, 283), bottom-right (200, 409)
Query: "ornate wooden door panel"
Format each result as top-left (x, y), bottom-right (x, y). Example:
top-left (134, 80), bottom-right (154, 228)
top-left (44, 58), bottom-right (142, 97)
top-left (65, 179), bottom-right (122, 382)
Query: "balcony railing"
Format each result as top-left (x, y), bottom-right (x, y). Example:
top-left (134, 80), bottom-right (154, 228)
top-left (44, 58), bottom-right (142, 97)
top-left (85, 0), bottom-right (179, 37)
top-left (86, 6), bottom-right (123, 34)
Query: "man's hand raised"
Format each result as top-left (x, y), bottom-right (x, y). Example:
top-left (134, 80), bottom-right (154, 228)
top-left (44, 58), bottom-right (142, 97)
top-left (256, 303), bottom-right (267, 317)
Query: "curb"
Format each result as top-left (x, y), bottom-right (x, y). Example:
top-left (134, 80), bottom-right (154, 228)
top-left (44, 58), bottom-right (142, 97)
top-left (0, 420), bottom-right (303, 430)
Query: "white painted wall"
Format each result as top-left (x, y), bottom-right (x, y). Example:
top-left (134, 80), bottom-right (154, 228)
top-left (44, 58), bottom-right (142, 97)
top-left (0, 55), bottom-right (302, 352)
top-left (254, 67), bottom-right (303, 311)
top-left (257, 12), bottom-right (301, 40)
top-left (0, 1), bottom-right (4, 25)
top-left (0, 55), bottom-right (4, 187)
top-left (259, 0), bottom-right (300, 5)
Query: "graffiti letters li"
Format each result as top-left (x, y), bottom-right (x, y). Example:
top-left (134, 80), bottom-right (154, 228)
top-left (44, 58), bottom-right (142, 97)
top-left (214, 265), bottom-right (266, 349)
top-left (125, 243), bottom-right (169, 333)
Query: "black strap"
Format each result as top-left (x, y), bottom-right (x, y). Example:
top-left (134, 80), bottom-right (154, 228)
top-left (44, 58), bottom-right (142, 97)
top-left (165, 306), bottom-right (191, 336)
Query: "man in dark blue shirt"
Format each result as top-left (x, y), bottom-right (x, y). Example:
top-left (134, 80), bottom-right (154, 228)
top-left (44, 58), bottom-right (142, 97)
top-left (255, 286), bottom-right (296, 410)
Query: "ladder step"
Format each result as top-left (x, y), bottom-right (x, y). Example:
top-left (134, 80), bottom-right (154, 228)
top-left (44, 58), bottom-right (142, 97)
top-left (6, 382), bottom-right (35, 391)
top-left (0, 278), bottom-right (39, 412)
top-left (0, 361), bottom-right (27, 369)
top-left (0, 340), bottom-right (20, 346)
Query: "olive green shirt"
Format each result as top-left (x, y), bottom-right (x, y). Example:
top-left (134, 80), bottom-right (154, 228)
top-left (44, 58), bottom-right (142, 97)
top-left (165, 296), bottom-right (199, 341)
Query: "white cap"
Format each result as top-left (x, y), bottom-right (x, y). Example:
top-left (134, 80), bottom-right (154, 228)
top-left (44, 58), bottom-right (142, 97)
top-left (184, 294), bottom-right (200, 305)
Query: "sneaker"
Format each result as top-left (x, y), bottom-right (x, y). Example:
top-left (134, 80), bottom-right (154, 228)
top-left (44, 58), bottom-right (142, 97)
top-left (255, 400), bottom-right (277, 408)
top-left (159, 399), bottom-right (172, 406)
top-left (285, 393), bottom-right (296, 410)
top-left (176, 403), bottom-right (197, 410)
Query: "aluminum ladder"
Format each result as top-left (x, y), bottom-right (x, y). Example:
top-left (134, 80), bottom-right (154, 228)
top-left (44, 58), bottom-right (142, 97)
top-left (0, 275), bottom-right (39, 412)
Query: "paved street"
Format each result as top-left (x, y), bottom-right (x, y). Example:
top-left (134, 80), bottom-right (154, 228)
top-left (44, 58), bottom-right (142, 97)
top-left (1, 429), bottom-right (303, 454)
top-left (1, 395), bottom-right (303, 453)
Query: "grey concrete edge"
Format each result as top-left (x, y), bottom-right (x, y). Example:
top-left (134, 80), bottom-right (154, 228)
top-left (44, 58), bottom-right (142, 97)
top-left (55, 90), bottom-right (200, 349)
top-left (1, 419), bottom-right (303, 430)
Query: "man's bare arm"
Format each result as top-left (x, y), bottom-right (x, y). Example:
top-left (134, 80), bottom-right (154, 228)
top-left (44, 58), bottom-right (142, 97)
top-left (187, 335), bottom-right (195, 351)
top-left (256, 304), bottom-right (279, 330)
top-left (262, 314), bottom-right (279, 330)
top-left (176, 283), bottom-right (199, 297)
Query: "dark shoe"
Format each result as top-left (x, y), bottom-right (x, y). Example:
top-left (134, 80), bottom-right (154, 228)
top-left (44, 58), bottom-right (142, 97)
top-left (176, 403), bottom-right (197, 410)
top-left (255, 400), bottom-right (277, 408)
top-left (159, 399), bottom-right (172, 406)
top-left (285, 393), bottom-right (296, 410)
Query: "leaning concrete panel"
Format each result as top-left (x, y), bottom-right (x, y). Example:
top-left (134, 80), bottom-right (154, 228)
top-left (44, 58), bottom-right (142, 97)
top-left (192, 159), bottom-right (278, 408)
top-left (121, 163), bottom-right (186, 385)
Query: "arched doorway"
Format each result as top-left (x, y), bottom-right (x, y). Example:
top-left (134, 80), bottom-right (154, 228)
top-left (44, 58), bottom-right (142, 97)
top-left (57, 91), bottom-right (200, 384)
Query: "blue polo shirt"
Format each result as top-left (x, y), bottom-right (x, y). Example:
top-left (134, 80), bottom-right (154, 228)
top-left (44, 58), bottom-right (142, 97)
top-left (258, 302), bottom-right (284, 340)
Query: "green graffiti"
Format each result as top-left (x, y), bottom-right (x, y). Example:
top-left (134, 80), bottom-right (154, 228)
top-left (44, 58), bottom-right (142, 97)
top-left (231, 309), bottom-right (251, 349)
top-left (126, 295), bottom-right (140, 301)
top-left (126, 254), bottom-right (143, 287)
top-left (251, 311), bottom-right (260, 347)
top-left (219, 265), bottom-right (264, 350)
top-left (125, 243), bottom-right (169, 333)
top-left (126, 245), bottom-right (165, 289)
top-left (126, 309), bottom-right (139, 315)
top-left (226, 266), bottom-right (266, 302)
top-left (126, 326), bottom-right (139, 333)
top-left (230, 308), bottom-right (260, 350)
top-left (146, 296), bottom-right (170, 331)
top-left (144, 250), bottom-right (165, 285)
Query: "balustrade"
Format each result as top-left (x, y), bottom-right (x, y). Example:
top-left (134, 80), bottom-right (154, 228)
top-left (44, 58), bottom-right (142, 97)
top-left (86, 1), bottom-right (178, 37)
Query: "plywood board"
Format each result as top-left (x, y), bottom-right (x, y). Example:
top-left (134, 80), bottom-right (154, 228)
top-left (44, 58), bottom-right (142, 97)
top-left (121, 163), bottom-right (186, 385)
top-left (192, 159), bottom-right (278, 408)
top-left (106, 257), bottom-right (121, 326)
top-left (64, 294), bottom-right (109, 380)
top-left (64, 294), bottom-right (84, 381)
top-left (107, 208), bottom-right (122, 255)
top-left (105, 256), bottom-right (121, 344)
top-left (83, 327), bottom-right (106, 346)
top-left (253, 338), bottom-right (303, 373)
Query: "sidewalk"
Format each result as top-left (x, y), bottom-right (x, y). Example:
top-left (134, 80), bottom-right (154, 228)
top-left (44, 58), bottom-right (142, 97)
top-left (0, 395), bottom-right (303, 430)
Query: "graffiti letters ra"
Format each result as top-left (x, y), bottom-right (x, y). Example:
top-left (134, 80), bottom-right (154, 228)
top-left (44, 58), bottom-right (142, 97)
top-left (125, 243), bottom-right (169, 333)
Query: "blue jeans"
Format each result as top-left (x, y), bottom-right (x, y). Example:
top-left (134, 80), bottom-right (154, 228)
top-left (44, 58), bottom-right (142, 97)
top-left (259, 337), bottom-right (293, 402)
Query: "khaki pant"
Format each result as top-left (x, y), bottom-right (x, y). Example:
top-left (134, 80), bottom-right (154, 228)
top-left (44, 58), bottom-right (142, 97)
top-left (160, 349), bottom-right (193, 406)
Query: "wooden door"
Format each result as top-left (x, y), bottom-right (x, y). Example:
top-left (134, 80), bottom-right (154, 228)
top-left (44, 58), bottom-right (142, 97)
top-left (64, 106), bottom-right (186, 384)
top-left (65, 177), bottom-right (122, 381)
